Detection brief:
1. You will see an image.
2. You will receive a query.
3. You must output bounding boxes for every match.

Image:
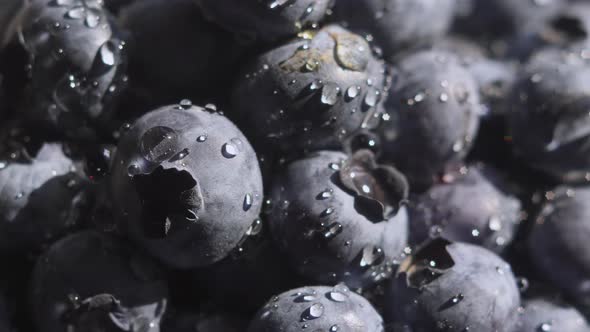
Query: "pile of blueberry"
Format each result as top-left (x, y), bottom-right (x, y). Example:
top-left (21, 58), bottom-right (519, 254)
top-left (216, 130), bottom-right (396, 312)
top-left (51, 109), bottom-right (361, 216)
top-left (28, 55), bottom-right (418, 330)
top-left (1, 0), bottom-right (590, 331)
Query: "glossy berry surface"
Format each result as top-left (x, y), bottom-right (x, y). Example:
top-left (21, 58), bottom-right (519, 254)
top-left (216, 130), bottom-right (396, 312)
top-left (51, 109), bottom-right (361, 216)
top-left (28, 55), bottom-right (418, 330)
top-left (18, 0), bottom-right (128, 140)
top-left (378, 50), bottom-right (481, 189)
top-left (386, 239), bottom-right (521, 332)
top-left (109, 102), bottom-right (263, 268)
top-left (195, 0), bottom-right (333, 43)
top-left (231, 25), bottom-right (388, 154)
top-left (270, 150), bottom-right (409, 288)
top-left (30, 231), bottom-right (169, 332)
top-left (248, 285), bottom-right (384, 332)
top-left (409, 165), bottom-right (522, 252)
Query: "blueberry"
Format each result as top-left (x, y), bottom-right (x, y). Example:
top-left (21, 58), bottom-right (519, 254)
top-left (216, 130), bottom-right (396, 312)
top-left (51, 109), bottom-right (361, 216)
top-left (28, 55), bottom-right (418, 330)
top-left (528, 186), bottom-right (590, 309)
top-left (30, 231), bottom-right (169, 332)
top-left (514, 297), bottom-right (590, 332)
top-left (453, 0), bottom-right (567, 41)
top-left (18, 0), bottom-right (127, 140)
top-left (270, 150), bottom-right (409, 288)
top-left (508, 46), bottom-right (590, 183)
top-left (409, 165), bottom-right (521, 252)
top-left (109, 102), bottom-right (263, 268)
top-left (119, 0), bottom-right (244, 107)
top-left (378, 50), bottom-right (481, 189)
top-left (195, 0), bottom-right (333, 43)
top-left (386, 239), bottom-right (521, 331)
top-left (333, 0), bottom-right (456, 61)
top-left (248, 285), bottom-right (384, 332)
top-left (230, 24), bottom-right (388, 154)
top-left (0, 143), bottom-right (90, 255)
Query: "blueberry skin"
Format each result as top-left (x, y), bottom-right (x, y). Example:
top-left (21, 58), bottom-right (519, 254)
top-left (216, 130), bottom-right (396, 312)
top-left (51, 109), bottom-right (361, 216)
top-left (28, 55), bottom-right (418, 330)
top-left (0, 143), bottom-right (89, 255)
top-left (528, 186), bottom-right (590, 309)
top-left (231, 25), bottom-right (388, 154)
top-left (195, 0), bottom-right (333, 43)
top-left (333, 0), bottom-right (455, 61)
top-left (513, 298), bottom-right (590, 332)
top-left (378, 51), bottom-right (481, 189)
top-left (30, 231), bottom-right (169, 332)
top-left (248, 285), bottom-right (384, 332)
top-left (18, 0), bottom-right (127, 140)
top-left (120, 0), bottom-right (243, 107)
top-left (270, 150), bottom-right (409, 288)
top-left (386, 240), bottom-right (521, 331)
top-left (508, 47), bottom-right (590, 183)
top-left (409, 165), bottom-right (521, 252)
top-left (109, 103), bottom-right (263, 269)
top-left (0, 294), bottom-right (8, 332)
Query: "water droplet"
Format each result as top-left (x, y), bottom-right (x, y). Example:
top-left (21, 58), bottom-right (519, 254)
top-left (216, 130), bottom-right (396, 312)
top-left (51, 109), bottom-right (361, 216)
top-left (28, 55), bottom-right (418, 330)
top-left (99, 41), bottom-right (117, 66)
top-left (453, 141), bottom-right (464, 152)
top-left (321, 82), bottom-right (341, 106)
top-left (243, 193), bottom-right (253, 211)
top-left (309, 80), bottom-right (324, 91)
top-left (139, 126), bottom-right (179, 163)
top-left (85, 10), bottom-right (101, 28)
top-left (269, 0), bottom-right (290, 9)
top-left (429, 225), bottom-right (443, 238)
top-left (324, 223), bottom-right (343, 239)
top-left (303, 303), bottom-right (324, 320)
top-left (330, 325), bottom-right (339, 332)
top-left (488, 216), bottom-right (502, 232)
top-left (179, 99), bottom-right (192, 109)
top-left (346, 86), bottom-right (360, 100)
top-left (471, 229), bottom-right (480, 237)
top-left (320, 207), bottom-right (334, 217)
top-left (360, 245), bottom-right (384, 267)
top-left (66, 6), bottom-right (86, 19)
top-left (329, 162), bottom-right (340, 170)
top-left (196, 135), bottom-right (207, 142)
top-left (540, 322), bottom-right (552, 331)
top-left (0, 162), bottom-right (6, 170)
top-left (14, 192), bottom-right (24, 200)
top-left (246, 219), bottom-right (262, 236)
top-left (327, 291), bottom-right (348, 302)
top-left (334, 33), bottom-right (370, 71)
top-left (318, 188), bottom-right (333, 200)
top-left (222, 142), bottom-right (238, 158)
top-left (127, 164), bottom-right (140, 176)
top-left (451, 294), bottom-right (464, 304)
top-left (439, 93), bottom-right (449, 102)
top-left (186, 210), bottom-right (198, 222)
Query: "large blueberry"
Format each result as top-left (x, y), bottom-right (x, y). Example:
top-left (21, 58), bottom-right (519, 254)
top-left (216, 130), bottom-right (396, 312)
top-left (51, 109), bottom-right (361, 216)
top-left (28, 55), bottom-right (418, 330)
top-left (386, 239), bottom-right (521, 331)
top-left (514, 297), bottom-right (590, 332)
top-left (509, 46), bottom-right (590, 183)
top-left (30, 231), bottom-right (169, 332)
top-left (0, 143), bottom-right (89, 255)
top-left (333, 0), bottom-right (456, 61)
top-left (409, 165), bottom-right (521, 252)
top-left (231, 25), bottom-right (388, 154)
top-left (18, 0), bottom-right (127, 140)
top-left (528, 186), bottom-right (590, 309)
top-left (248, 285), bottom-right (384, 332)
top-left (195, 0), bottom-right (333, 43)
top-left (378, 50), bottom-right (481, 189)
top-left (109, 102), bottom-right (263, 268)
top-left (119, 0), bottom-right (244, 108)
top-left (270, 150), bottom-right (409, 288)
